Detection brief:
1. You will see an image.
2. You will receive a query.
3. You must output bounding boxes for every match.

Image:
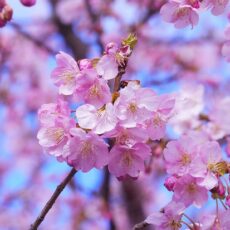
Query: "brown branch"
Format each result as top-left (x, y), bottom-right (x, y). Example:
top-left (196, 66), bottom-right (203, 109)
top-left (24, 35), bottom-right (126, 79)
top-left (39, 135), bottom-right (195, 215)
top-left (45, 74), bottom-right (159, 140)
top-left (29, 168), bottom-right (77, 230)
top-left (133, 221), bottom-right (149, 230)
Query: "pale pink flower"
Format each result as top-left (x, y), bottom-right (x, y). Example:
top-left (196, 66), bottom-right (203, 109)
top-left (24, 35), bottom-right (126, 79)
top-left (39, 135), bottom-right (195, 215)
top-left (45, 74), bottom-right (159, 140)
top-left (38, 99), bottom-right (70, 126)
top-left (160, 1), bottom-right (199, 28)
top-left (96, 54), bottom-right (118, 80)
top-left (103, 125), bottom-right (149, 147)
top-left (145, 201), bottom-right (185, 229)
top-left (76, 103), bottom-right (117, 134)
top-left (173, 175), bottom-right (208, 208)
top-left (67, 128), bottom-right (109, 172)
top-left (37, 126), bottom-right (70, 157)
top-left (163, 135), bottom-right (200, 176)
top-left (108, 143), bottom-right (151, 178)
top-left (51, 51), bottom-right (79, 95)
top-left (191, 141), bottom-right (223, 190)
top-left (114, 82), bottom-right (157, 128)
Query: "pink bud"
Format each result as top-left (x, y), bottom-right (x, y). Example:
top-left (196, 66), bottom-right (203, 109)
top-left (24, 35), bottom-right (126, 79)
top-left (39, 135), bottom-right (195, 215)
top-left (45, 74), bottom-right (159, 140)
top-left (20, 0), bottom-right (36, 7)
top-left (164, 175), bottom-right (178, 191)
top-left (2, 5), bottom-right (12, 21)
top-left (0, 0), bottom-right (6, 9)
top-left (0, 14), bottom-right (6, 27)
top-left (78, 59), bottom-right (92, 70)
top-left (105, 42), bottom-right (118, 54)
top-left (226, 195), bottom-right (230, 207)
top-left (213, 180), bottom-right (226, 197)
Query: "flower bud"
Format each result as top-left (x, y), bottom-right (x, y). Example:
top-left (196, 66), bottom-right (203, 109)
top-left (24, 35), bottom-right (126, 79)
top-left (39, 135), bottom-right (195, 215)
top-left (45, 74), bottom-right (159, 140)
top-left (164, 175), bottom-right (178, 191)
top-left (78, 59), bottom-right (93, 70)
top-left (226, 195), bottom-right (230, 207)
top-left (2, 4), bottom-right (12, 21)
top-left (20, 0), bottom-right (36, 7)
top-left (105, 42), bottom-right (118, 54)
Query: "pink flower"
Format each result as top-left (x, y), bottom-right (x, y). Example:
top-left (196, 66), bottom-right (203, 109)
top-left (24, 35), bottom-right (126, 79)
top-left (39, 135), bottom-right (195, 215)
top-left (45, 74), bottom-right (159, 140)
top-left (163, 134), bottom-right (200, 176)
top-left (37, 99), bottom-right (75, 157)
top-left (192, 141), bottom-right (223, 190)
top-left (74, 69), bottom-right (111, 108)
top-left (173, 175), bottom-right (208, 208)
top-left (108, 143), bottom-right (151, 178)
top-left (37, 126), bottom-right (70, 157)
top-left (76, 103), bottom-right (117, 134)
top-left (103, 125), bottom-right (148, 147)
top-left (38, 99), bottom-right (70, 126)
top-left (67, 128), bottom-right (109, 172)
top-left (51, 51), bottom-right (79, 95)
top-left (143, 94), bottom-right (175, 140)
top-left (160, 1), bottom-right (199, 28)
top-left (114, 82), bottom-right (156, 128)
top-left (96, 54), bottom-right (118, 80)
top-left (145, 201), bottom-right (185, 229)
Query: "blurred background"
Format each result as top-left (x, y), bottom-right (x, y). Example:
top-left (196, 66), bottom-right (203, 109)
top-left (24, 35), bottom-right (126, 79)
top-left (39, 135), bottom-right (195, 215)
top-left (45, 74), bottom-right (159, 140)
top-left (1, 0), bottom-right (230, 229)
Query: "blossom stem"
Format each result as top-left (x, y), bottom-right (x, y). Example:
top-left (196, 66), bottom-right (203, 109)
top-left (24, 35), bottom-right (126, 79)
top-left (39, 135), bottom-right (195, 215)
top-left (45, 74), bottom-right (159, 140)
top-left (183, 213), bottom-right (196, 227)
top-left (216, 198), bottom-right (219, 218)
top-left (219, 198), bottom-right (228, 210)
top-left (132, 220), bottom-right (149, 230)
top-left (29, 168), bottom-right (77, 230)
top-left (181, 220), bottom-right (193, 230)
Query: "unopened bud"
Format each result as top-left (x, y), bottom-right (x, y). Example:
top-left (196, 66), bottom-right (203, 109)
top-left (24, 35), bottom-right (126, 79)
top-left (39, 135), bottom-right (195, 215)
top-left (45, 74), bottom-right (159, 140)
top-left (79, 59), bottom-right (93, 70)
top-left (226, 195), bottom-right (230, 207)
top-left (20, 0), bottom-right (36, 7)
top-left (164, 175), bottom-right (178, 191)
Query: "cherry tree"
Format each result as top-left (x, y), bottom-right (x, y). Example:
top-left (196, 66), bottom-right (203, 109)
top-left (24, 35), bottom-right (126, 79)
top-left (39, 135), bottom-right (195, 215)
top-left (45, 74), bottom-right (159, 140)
top-left (1, 0), bottom-right (230, 229)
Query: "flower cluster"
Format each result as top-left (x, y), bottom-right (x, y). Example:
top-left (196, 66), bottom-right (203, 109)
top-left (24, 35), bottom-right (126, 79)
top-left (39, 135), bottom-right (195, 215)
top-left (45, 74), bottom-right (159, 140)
top-left (144, 130), bottom-right (230, 229)
top-left (37, 35), bottom-right (175, 179)
top-left (160, 0), bottom-right (229, 28)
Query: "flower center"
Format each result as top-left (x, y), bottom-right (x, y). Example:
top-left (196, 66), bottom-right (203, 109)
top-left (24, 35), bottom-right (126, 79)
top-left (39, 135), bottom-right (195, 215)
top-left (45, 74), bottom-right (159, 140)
top-left (181, 153), bottom-right (191, 165)
top-left (80, 141), bottom-right (92, 156)
top-left (128, 102), bottom-right (137, 113)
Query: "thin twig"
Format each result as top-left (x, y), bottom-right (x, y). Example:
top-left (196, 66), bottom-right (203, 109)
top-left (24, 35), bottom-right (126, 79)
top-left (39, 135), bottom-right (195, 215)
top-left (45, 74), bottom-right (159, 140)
top-left (132, 221), bottom-right (149, 230)
top-left (29, 168), bottom-right (77, 230)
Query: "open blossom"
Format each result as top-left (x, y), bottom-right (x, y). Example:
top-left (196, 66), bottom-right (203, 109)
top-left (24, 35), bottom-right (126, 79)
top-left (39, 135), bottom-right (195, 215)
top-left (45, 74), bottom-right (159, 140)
top-left (38, 99), bottom-right (70, 126)
top-left (108, 143), bottom-right (151, 178)
top-left (145, 201), bottom-right (185, 230)
top-left (103, 125), bottom-right (149, 147)
top-left (143, 94), bottom-right (175, 140)
top-left (51, 51), bottom-right (80, 95)
top-left (173, 175), bottom-right (208, 208)
top-left (191, 141), bottom-right (224, 190)
top-left (76, 103), bottom-right (117, 134)
top-left (37, 100), bottom-right (75, 157)
top-left (163, 134), bottom-right (202, 176)
top-left (74, 69), bottom-right (111, 108)
top-left (37, 123), bottom-right (72, 157)
top-left (160, 1), bottom-right (199, 28)
top-left (114, 82), bottom-right (157, 128)
top-left (67, 128), bottom-right (109, 172)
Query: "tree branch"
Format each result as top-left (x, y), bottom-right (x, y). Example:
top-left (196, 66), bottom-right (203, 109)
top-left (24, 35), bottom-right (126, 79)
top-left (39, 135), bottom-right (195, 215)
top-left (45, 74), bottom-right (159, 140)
top-left (133, 221), bottom-right (149, 230)
top-left (29, 168), bottom-right (77, 230)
